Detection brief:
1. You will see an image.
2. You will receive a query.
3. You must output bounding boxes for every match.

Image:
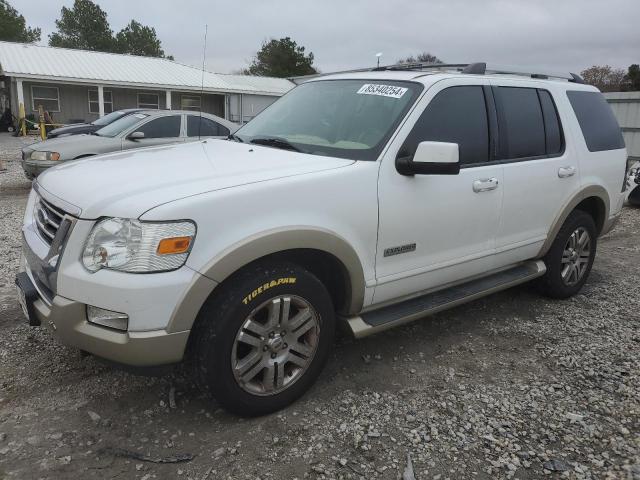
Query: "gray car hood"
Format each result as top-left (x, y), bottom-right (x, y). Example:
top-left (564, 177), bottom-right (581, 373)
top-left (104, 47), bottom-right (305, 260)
top-left (36, 139), bottom-right (354, 219)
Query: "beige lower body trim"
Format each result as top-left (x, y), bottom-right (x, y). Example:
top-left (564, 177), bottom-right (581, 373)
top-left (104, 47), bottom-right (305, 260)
top-left (35, 295), bottom-right (189, 366)
top-left (600, 212), bottom-right (622, 236)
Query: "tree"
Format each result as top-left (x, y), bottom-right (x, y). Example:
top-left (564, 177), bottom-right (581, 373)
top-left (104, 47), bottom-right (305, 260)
top-left (115, 20), bottom-right (170, 58)
top-left (245, 37), bottom-right (317, 77)
top-left (49, 0), bottom-right (114, 51)
top-left (580, 65), bottom-right (626, 92)
top-left (0, 0), bottom-right (40, 43)
top-left (397, 52), bottom-right (443, 64)
top-left (625, 64), bottom-right (640, 91)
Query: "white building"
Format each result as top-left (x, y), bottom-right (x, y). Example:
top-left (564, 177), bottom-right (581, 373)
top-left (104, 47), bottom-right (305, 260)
top-left (0, 41), bottom-right (294, 126)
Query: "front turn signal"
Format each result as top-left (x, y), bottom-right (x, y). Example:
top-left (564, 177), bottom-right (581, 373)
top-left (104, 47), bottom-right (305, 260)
top-left (157, 236), bottom-right (192, 255)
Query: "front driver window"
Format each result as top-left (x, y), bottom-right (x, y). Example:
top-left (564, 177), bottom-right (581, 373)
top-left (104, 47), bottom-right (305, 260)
top-left (136, 115), bottom-right (181, 139)
top-left (400, 86), bottom-right (490, 165)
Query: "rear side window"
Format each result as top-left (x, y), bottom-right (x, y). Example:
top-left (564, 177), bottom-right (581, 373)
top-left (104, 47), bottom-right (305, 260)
top-left (567, 91), bottom-right (625, 152)
top-left (495, 87), bottom-right (546, 159)
top-left (400, 86), bottom-right (489, 165)
top-left (137, 115), bottom-right (181, 138)
top-left (187, 116), bottom-right (230, 137)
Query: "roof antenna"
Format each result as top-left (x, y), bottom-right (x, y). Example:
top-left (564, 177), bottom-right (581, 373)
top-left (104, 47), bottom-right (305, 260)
top-left (198, 24), bottom-right (208, 140)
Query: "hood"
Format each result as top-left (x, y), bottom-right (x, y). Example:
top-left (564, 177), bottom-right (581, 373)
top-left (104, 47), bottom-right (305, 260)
top-left (27, 133), bottom-right (116, 159)
top-left (36, 139), bottom-right (354, 219)
top-left (48, 123), bottom-right (96, 137)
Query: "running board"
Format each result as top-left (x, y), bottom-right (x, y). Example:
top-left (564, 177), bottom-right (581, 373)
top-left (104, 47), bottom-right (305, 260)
top-left (346, 260), bottom-right (546, 339)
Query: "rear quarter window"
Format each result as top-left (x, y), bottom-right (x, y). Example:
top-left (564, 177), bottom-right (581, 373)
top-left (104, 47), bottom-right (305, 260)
top-left (566, 91), bottom-right (625, 152)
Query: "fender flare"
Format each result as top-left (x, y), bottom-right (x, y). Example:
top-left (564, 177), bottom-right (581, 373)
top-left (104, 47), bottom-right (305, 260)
top-left (537, 185), bottom-right (610, 258)
top-left (167, 227), bottom-right (367, 333)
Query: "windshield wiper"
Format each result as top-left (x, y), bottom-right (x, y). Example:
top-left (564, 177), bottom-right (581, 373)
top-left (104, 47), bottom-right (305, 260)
top-left (228, 133), bottom-right (244, 143)
top-left (249, 137), bottom-right (301, 152)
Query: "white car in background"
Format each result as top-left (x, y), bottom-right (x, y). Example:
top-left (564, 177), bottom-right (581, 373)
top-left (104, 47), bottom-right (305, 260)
top-left (20, 110), bottom-right (238, 178)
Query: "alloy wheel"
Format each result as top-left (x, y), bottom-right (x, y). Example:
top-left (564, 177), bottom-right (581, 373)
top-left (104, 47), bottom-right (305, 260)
top-left (561, 226), bottom-right (591, 286)
top-left (231, 295), bottom-right (320, 396)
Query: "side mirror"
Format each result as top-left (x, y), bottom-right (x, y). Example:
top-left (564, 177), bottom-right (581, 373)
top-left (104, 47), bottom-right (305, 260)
top-left (128, 131), bottom-right (145, 140)
top-left (396, 141), bottom-right (460, 176)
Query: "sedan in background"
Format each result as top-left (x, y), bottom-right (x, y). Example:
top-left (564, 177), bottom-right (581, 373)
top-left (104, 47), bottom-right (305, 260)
top-left (21, 110), bottom-right (238, 178)
top-left (46, 109), bottom-right (146, 139)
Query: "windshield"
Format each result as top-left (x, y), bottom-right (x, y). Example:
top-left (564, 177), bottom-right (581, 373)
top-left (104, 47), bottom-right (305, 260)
top-left (234, 80), bottom-right (422, 160)
top-left (92, 110), bottom-right (129, 127)
top-left (95, 113), bottom-right (149, 137)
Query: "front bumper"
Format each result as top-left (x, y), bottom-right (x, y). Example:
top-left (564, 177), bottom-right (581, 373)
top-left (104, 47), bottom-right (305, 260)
top-left (30, 289), bottom-right (190, 366)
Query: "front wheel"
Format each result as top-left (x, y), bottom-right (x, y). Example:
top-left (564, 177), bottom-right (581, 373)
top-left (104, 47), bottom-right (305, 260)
top-left (191, 261), bottom-right (335, 416)
top-left (536, 210), bottom-right (597, 299)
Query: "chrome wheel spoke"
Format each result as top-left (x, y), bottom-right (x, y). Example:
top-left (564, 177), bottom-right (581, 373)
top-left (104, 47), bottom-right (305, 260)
top-left (275, 362), bottom-right (285, 389)
top-left (578, 231), bottom-right (589, 249)
top-left (235, 350), bottom-right (262, 377)
top-left (280, 297), bottom-right (291, 327)
top-left (561, 263), bottom-right (572, 281)
top-left (561, 251), bottom-right (572, 264)
top-left (240, 357), bottom-right (265, 383)
top-left (290, 341), bottom-right (313, 357)
top-left (263, 364), bottom-right (276, 392)
top-left (244, 319), bottom-right (267, 338)
top-left (266, 299), bottom-right (281, 330)
top-left (237, 331), bottom-right (262, 348)
top-left (288, 308), bottom-right (312, 331)
top-left (288, 353), bottom-right (307, 368)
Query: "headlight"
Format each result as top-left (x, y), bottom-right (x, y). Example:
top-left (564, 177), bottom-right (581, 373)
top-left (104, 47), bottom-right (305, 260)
top-left (30, 151), bottom-right (61, 161)
top-left (82, 217), bottom-right (196, 273)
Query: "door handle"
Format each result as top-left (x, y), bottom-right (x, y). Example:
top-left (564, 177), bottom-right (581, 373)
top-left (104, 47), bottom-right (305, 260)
top-left (473, 177), bottom-right (499, 193)
top-left (558, 166), bottom-right (576, 178)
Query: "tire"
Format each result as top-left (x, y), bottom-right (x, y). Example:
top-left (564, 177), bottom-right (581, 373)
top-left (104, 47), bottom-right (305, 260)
top-left (191, 261), bottom-right (335, 416)
top-left (536, 210), bottom-right (597, 299)
top-left (628, 185), bottom-right (640, 207)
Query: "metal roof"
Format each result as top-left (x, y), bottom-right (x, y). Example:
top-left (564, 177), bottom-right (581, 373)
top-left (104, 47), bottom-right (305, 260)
top-left (0, 41), bottom-right (294, 96)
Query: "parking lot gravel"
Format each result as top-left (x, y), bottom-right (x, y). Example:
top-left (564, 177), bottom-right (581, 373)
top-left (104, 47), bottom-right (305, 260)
top-left (0, 133), bottom-right (638, 479)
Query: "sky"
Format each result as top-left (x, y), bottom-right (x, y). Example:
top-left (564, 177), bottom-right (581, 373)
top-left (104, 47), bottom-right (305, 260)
top-left (15, 0), bottom-right (640, 76)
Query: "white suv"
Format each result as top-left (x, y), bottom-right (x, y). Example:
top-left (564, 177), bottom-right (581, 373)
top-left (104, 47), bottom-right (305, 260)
top-left (17, 63), bottom-right (627, 416)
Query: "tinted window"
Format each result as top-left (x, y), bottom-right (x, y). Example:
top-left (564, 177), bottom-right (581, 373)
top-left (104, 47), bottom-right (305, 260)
top-left (187, 116), bottom-right (230, 137)
top-left (496, 87), bottom-right (545, 159)
top-left (137, 115), bottom-right (181, 138)
top-left (400, 86), bottom-right (489, 165)
top-left (538, 90), bottom-right (563, 155)
top-left (567, 91), bottom-right (625, 152)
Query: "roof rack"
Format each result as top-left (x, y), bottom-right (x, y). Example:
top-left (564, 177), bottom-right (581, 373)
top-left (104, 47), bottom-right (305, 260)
top-left (461, 62), bottom-right (585, 83)
top-left (290, 62), bottom-right (585, 84)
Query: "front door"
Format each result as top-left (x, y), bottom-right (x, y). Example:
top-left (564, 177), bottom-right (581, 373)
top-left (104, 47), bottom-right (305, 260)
top-left (122, 114), bottom-right (185, 150)
top-left (374, 80), bottom-right (503, 306)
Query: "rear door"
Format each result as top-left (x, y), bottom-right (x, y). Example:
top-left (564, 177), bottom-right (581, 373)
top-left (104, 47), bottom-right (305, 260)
top-left (122, 114), bottom-right (185, 150)
top-left (186, 115), bottom-right (231, 141)
top-left (491, 81), bottom-right (581, 267)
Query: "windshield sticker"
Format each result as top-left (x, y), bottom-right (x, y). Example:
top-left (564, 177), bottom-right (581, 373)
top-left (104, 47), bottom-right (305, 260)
top-left (357, 84), bottom-right (408, 99)
top-left (133, 114), bottom-right (147, 119)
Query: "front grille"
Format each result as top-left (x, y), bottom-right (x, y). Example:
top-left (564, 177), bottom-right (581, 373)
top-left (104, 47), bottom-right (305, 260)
top-left (34, 196), bottom-right (67, 245)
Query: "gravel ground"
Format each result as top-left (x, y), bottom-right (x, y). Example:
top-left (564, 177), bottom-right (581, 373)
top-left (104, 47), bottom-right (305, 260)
top-left (0, 133), bottom-right (639, 480)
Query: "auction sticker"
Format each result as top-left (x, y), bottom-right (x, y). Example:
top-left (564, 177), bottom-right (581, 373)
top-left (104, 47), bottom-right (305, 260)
top-left (357, 84), bottom-right (408, 98)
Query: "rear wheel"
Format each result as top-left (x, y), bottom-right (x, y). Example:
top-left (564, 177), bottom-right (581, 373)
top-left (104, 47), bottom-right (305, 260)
top-left (537, 210), bottom-right (597, 299)
top-left (191, 261), bottom-right (335, 416)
